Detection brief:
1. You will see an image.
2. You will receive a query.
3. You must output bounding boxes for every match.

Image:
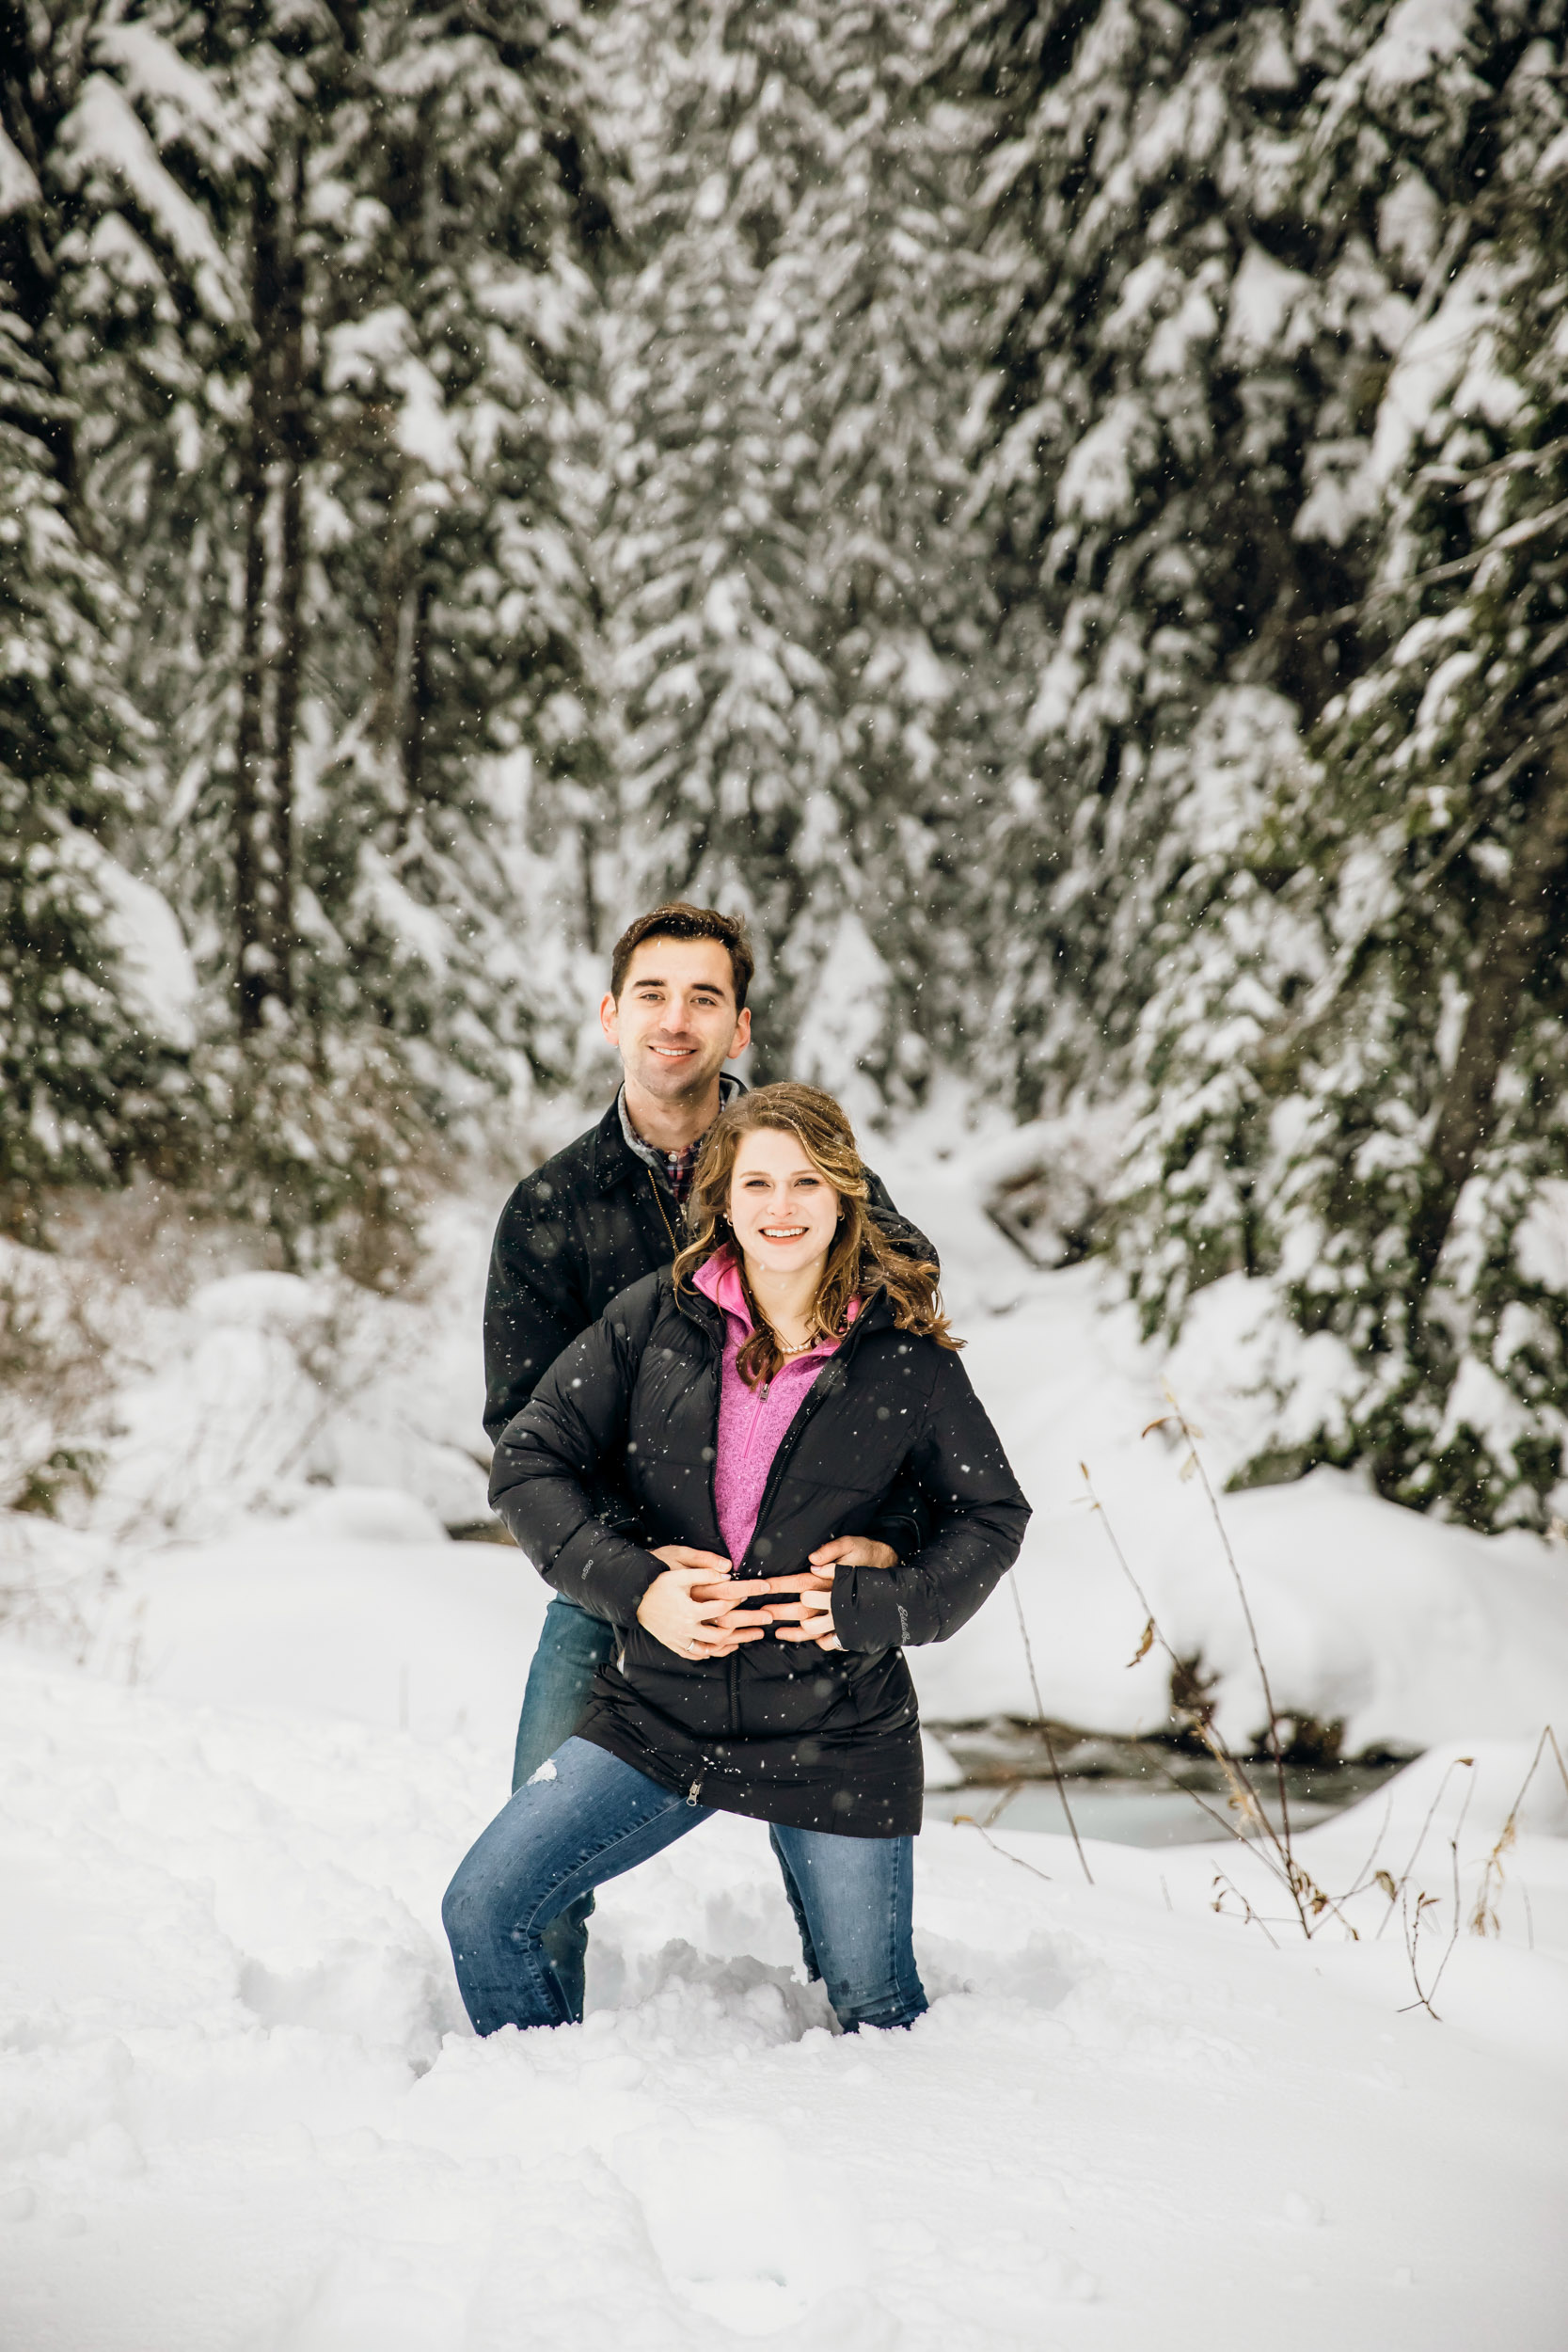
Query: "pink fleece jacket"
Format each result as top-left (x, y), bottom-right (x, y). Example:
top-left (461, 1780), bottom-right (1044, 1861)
top-left (692, 1251), bottom-right (857, 1568)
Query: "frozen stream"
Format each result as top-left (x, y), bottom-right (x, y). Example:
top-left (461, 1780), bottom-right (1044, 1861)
top-left (930, 1788), bottom-right (1335, 1844)
top-left (920, 1723), bottom-right (1414, 1847)
top-left (927, 1779), bottom-right (1347, 1845)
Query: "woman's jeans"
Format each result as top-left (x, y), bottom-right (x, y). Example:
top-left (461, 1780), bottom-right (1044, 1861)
top-left (510, 1597), bottom-right (617, 2017)
top-left (444, 1736), bottom-right (927, 2036)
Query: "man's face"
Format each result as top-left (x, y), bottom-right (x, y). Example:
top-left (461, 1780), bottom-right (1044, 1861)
top-left (601, 937), bottom-right (752, 1104)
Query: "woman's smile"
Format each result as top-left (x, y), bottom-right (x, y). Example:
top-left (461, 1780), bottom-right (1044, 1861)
top-left (729, 1127), bottom-right (840, 1271)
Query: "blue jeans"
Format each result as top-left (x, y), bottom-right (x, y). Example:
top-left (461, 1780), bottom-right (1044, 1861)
top-left (511, 1597), bottom-right (617, 2018)
top-left (444, 1736), bottom-right (927, 2035)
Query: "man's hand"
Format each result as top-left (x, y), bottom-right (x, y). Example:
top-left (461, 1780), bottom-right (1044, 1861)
top-left (638, 1546), bottom-right (763, 1661)
top-left (807, 1536), bottom-right (897, 1573)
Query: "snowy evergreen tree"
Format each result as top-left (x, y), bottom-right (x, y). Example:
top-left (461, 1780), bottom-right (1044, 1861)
top-left (1265, 42), bottom-right (1568, 1528)
top-left (1112, 6), bottom-right (1568, 1526)
top-left (938, 0), bottom-right (1459, 1112)
top-left (603, 0), bottom-right (990, 1088)
top-left (764, 0), bottom-right (992, 1096)
top-left (601, 0), bottom-right (843, 1067)
top-left (0, 307), bottom-right (174, 1232)
top-left (0, 0), bottom-right (207, 1227)
top-left (301, 0), bottom-right (619, 1113)
top-left (6, 0), bottom-right (618, 1253)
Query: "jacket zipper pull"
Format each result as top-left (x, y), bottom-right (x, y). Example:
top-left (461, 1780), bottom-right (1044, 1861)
top-left (686, 1775), bottom-right (704, 1806)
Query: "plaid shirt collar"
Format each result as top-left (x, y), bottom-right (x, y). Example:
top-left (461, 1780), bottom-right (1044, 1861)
top-left (617, 1073), bottom-right (743, 1208)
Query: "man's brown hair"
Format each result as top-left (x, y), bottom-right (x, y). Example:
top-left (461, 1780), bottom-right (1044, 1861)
top-left (610, 902), bottom-right (755, 1009)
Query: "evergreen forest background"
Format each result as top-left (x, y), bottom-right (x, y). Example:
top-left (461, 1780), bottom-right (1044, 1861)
top-left (6, 0), bottom-right (1568, 1533)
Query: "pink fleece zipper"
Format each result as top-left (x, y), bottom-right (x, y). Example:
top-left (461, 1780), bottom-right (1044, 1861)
top-left (691, 1251), bottom-right (858, 1568)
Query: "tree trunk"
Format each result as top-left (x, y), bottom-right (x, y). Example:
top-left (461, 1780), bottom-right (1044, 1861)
top-left (232, 193), bottom-right (272, 1034)
top-left (265, 136), bottom-right (306, 1013)
top-left (403, 571), bottom-right (431, 808)
top-left (234, 138), bottom-right (305, 1031)
top-left (370, 459), bottom-right (416, 824)
top-left (370, 464), bottom-right (431, 840)
top-left (1408, 737), bottom-right (1568, 1288)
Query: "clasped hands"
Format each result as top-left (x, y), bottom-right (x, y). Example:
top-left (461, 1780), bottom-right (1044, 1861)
top-left (635, 1537), bottom-right (897, 1661)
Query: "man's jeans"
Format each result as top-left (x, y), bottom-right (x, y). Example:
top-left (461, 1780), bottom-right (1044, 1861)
top-left (511, 1597), bottom-right (617, 2018)
top-left (445, 1735), bottom-right (927, 2035)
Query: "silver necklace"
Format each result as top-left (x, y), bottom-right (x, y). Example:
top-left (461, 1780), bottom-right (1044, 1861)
top-left (757, 1327), bottom-right (818, 1396)
top-left (768, 1328), bottom-right (818, 1357)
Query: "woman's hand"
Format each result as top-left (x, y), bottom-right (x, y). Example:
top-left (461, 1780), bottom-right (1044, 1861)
top-left (638, 1546), bottom-right (765, 1661)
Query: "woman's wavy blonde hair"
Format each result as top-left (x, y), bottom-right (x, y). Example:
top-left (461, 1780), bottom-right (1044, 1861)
top-left (673, 1082), bottom-right (961, 1390)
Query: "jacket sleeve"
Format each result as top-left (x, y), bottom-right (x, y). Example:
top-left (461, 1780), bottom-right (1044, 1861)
top-left (483, 1179), bottom-right (587, 1444)
top-left (830, 1351), bottom-right (1031, 1653)
top-left (487, 1288), bottom-right (665, 1629)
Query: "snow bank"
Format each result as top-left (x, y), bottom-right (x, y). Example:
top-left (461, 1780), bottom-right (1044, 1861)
top-left (87, 1517), bottom-right (544, 1752)
top-left (27, 1196), bottom-right (497, 1547)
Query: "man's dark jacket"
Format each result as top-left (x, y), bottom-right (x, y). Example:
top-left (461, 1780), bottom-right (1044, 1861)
top-left (488, 1266), bottom-right (1030, 1836)
top-left (483, 1091), bottom-right (933, 1554)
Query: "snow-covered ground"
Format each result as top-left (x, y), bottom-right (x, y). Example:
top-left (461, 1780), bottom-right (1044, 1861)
top-left (1, 1645), bottom-right (1565, 2349)
top-left (2, 1101), bottom-right (1567, 2346)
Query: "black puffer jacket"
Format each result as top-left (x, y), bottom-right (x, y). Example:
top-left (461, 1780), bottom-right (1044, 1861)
top-left (483, 1090), bottom-right (936, 1556)
top-left (489, 1268), bottom-right (1030, 1836)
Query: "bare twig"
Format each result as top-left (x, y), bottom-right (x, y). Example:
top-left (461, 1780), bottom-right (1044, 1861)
top-left (1469, 1725), bottom-right (1565, 1936)
top-left (1337, 1788), bottom-right (1397, 1905)
top-left (1398, 1765), bottom-right (1480, 2020)
top-left (1375, 1756), bottom-right (1475, 1941)
top-left (1084, 1454), bottom-right (1309, 1931)
top-left (1078, 1462), bottom-right (1179, 1667)
top-left (1007, 1568), bottom-right (1093, 1884)
top-left (1208, 1868), bottom-right (1282, 1950)
top-left (1399, 1888), bottom-right (1446, 2018)
top-left (1154, 1386), bottom-right (1295, 1859)
top-left (1421, 1769), bottom-right (1477, 2015)
top-left (953, 1816), bottom-right (1055, 1885)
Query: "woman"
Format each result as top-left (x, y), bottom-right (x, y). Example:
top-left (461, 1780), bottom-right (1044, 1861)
top-left (444, 1085), bottom-right (1030, 2035)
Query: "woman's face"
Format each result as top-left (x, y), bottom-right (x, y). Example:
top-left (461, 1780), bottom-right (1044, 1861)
top-left (727, 1127), bottom-right (840, 1277)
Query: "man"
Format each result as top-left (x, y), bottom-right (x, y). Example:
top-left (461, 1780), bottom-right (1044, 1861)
top-left (483, 901), bottom-right (927, 2013)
